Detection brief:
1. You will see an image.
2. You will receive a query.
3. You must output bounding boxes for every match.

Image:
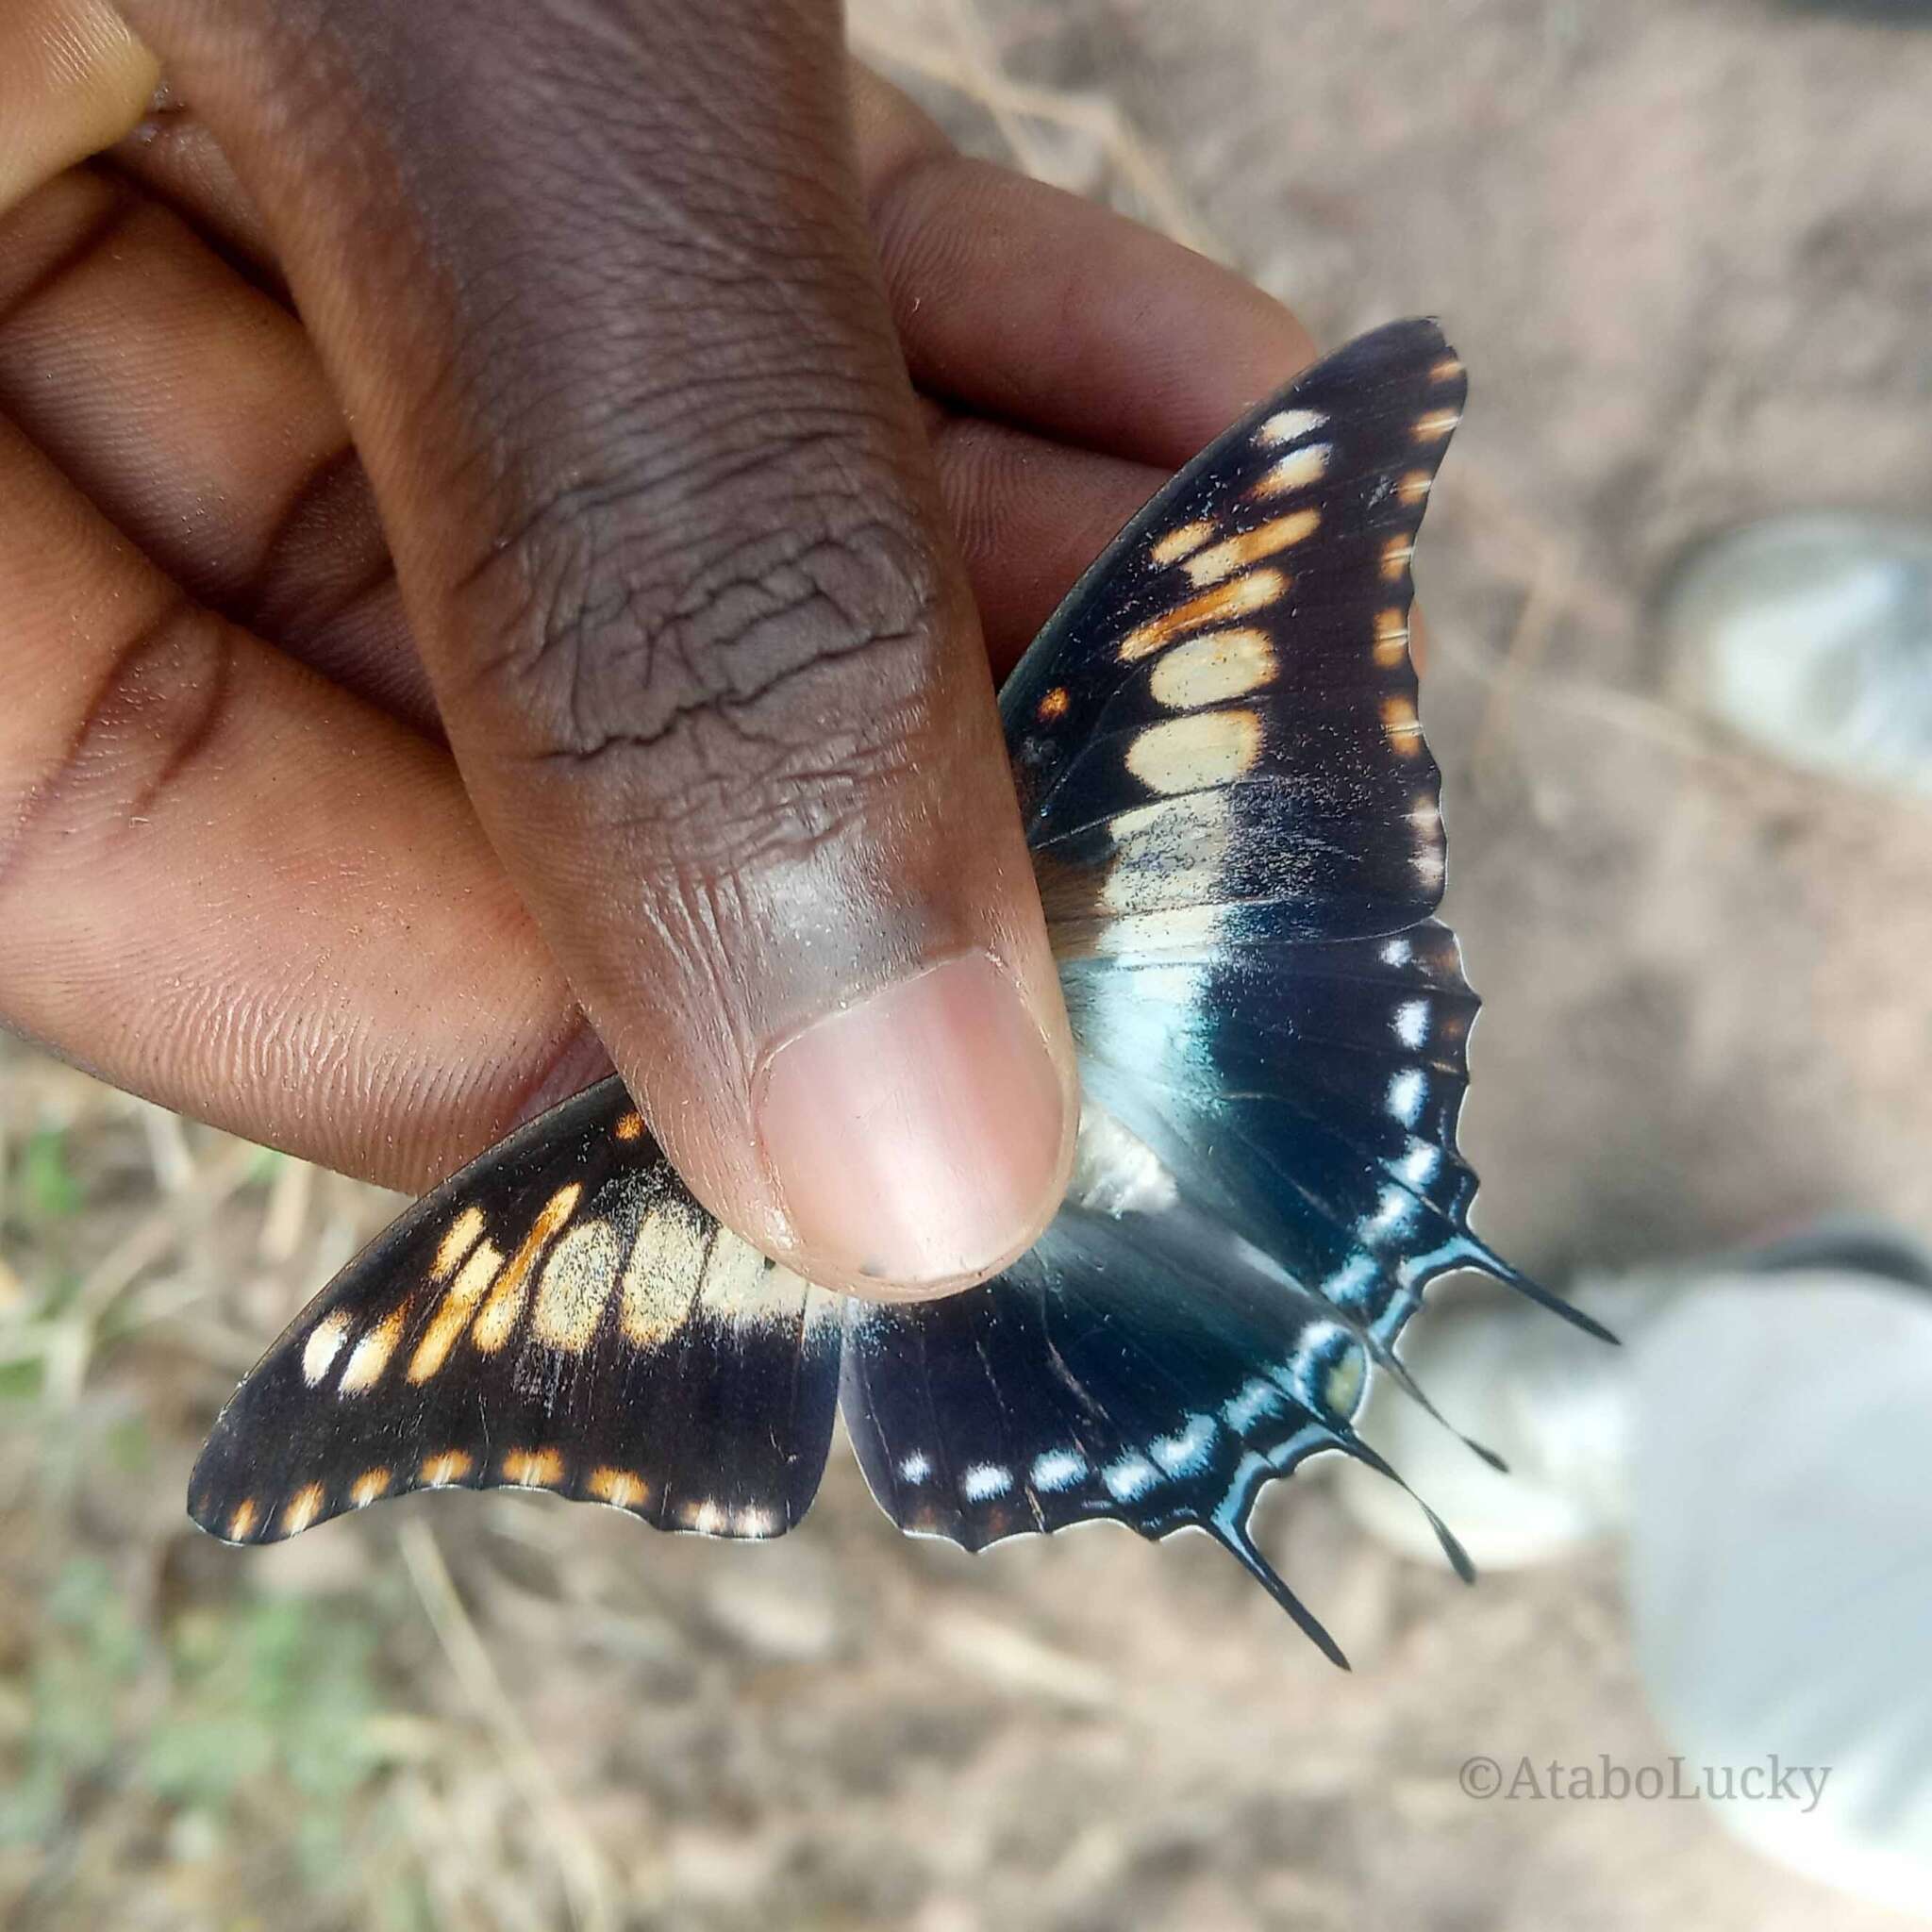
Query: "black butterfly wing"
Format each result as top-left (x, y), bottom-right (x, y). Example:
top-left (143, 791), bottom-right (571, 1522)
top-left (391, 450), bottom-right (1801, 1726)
top-left (1006, 316), bottom-right (1462, 958)
top-left (841, 321), bottom-right (1599, 1645)
top-left (190, 1077), bottom-right (842, 1544)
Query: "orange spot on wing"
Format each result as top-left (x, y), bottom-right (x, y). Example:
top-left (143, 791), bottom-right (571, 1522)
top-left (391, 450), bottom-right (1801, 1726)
top-left (473, 1183), bottom-right (582, 1353)
top-left (613, 1111), bottom-right (645, 1141)
top-left (589, 1466), bottom-right (649, 1509)
top-left (352, 1468), bottom-right (392, 1507)
top-left (281, 1483), bottom-right (326, 1536)
top-left (1119, 569), bottom-right (1285, 663)
top-left (227, 1499), bottom-right (258, 1541)
top-left (421, 1450), bottom-right (475, 1488)
top-left (502, 1447), bottom-right (566, 1488)
top-left (1037, 686), bottom-right (1071, 723)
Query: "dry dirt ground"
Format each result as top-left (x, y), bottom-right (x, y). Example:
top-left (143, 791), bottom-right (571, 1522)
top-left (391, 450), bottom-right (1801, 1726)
top-left (5, 2), bottom-right (1932, 1927)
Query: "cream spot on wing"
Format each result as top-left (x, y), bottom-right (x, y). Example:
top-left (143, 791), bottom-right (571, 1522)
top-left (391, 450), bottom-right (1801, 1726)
top-left (588, 1466), bottom-right (648, 1509)
top-left (340, 1303), bottom-right (408, 1393)
top-left (1253, 443), bottom-right (1330, 497)
top-left (530, 1216), bottom-right (620, 1354)
top-left (1430, 354), bottom-right (1464, 383)
top-left (1147, 627), bottom-right (1276, 710)
top-left (1373, 608), bottom-right (1410, 666)
top-left (473, 1183), bottom-right (583, 1354)
top-left (352, 1468), bottom-right (392, 1508)
top-left (1098, 791), bottom-right (1235, 917)
top-left (619, 1195), bottom-right (708, 1346)
top-left (281, 1483), bottom-right (326, 1536)
top-left (1055, 901), bottom-right (1235, 960)
top-left (432, 1204), bottom-right (487, 1283)
top-left (1381, 536), bottom-right (1414, 581)
top-left (1119, 568), bottom-right (1284, 663)
top-left (1150, 518), bottom-right (1217, 566)
top-left (227, 1499), bottom-right (258, 1541)
top-left (1396, 469), bottom-right (1434, 507)
top-left (1256, 406), bottom-right (1326, 447)
top-left (408, 1239), bottom-right (502, 1383)
top-left (1381, 694), bottom-right (1424, 757)
top-left (687, 1499), bottom-right (729, 1537)
top-left (501, 1447), bottom-right (565, 1488)
top-left (697, 1241), bottom-right (802, 1329)
top-left (421, 1450), bottom-right (474, 1488)
top-left (1183, 509), bottom-right (1319, 587)
top-left (1395, 1000), bottom-right (1430, 1049)
top-left (1125, 710), bottom-right (1262, 794)
top-left (302, 1310), bottom-right (351, 1388)
top-left (1413, 407), bottom-right (1461, 442)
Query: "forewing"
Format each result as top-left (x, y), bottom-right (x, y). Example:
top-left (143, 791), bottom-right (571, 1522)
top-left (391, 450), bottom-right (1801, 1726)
top-left (190, 1077), bottom-right (842, 1545)
top-left (1004, 316), bottom-right (1462, 957)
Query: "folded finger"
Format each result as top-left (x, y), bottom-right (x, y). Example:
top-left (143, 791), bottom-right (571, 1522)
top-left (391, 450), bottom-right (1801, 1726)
top-left (852, 63), bottom-right (1320, 470)
top-left (0, 412), bottom-right (600, 1188)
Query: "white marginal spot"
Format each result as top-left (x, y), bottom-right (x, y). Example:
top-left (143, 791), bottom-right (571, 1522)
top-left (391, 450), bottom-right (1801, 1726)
top-left (1256, 406), bottom-right (1326, 447)
top-left (960, 1463), bottom-right (1012, 1503)
top-left (1150, 1414), bottom-right (1217, 1475)
top-left (1030, 1447), bottom-right (1089, 1492)
top-left (1403, 1143), bottom-right (1442, 1186)
top-left (898, 1452), bottom-right (932, 1486)
top-left (1224, 1377), bottom-right (1286, 1432)
top-left (1387, 1067), bottom-right (1426, 1128)
top-left (1361, 1185), bottom-right (1416, 1239)
top-left (302, 1311), bottom-right (351, 1388)
top-left (688, 1499), bottom-right (729, 1537)
top-left (1394, 999), bottom-right (1430, 1050)
top-left (1379, 936), bottom-right (1412, 967)
top-left (1102, 1454), bottom-right (1161, 1503)
top-left (731, 1506), bottom-right (783, 1539)
top-left (1322, 1256), bottom-right (1379, 1306)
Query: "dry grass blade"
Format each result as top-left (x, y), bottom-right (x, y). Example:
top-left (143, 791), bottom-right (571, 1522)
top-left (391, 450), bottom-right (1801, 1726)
top-left (852, 4), bottom-right (1215, 253)
top-left (398, 1521), bottom-right (618, 1932)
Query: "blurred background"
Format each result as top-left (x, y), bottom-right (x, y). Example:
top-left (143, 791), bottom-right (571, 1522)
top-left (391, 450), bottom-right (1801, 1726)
top-left (6, 0), bottom-right (1932, 1925)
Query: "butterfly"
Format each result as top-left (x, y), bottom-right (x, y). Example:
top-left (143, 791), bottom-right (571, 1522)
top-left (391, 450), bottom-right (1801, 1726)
top-left (189, 319), bottom-right (1607, 1663)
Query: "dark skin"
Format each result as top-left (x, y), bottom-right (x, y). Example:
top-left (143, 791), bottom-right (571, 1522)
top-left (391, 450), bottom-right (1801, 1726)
top-left (0, 0), bottom-right (1320, 1300)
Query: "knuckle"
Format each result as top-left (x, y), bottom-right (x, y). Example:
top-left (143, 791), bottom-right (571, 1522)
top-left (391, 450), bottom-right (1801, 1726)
top-left (0, 599), bottom-right (237, 896)
top-left (458, 462), bottom-right (961, 870)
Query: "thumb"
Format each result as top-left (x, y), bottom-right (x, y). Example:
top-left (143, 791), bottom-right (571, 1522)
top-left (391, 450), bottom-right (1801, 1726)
top-left (114, 0), bottom-right (1078, 1298)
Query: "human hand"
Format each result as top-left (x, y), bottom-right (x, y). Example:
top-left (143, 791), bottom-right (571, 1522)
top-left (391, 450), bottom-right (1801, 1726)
top-left (0, 0), bottom-right (1318, 1298)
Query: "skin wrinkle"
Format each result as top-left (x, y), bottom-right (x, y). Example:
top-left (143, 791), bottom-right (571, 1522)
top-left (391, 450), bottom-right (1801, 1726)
top-left (0, 175), bottom-right (140, 331)
top-left (0, 589), bottom-right (195, 898)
